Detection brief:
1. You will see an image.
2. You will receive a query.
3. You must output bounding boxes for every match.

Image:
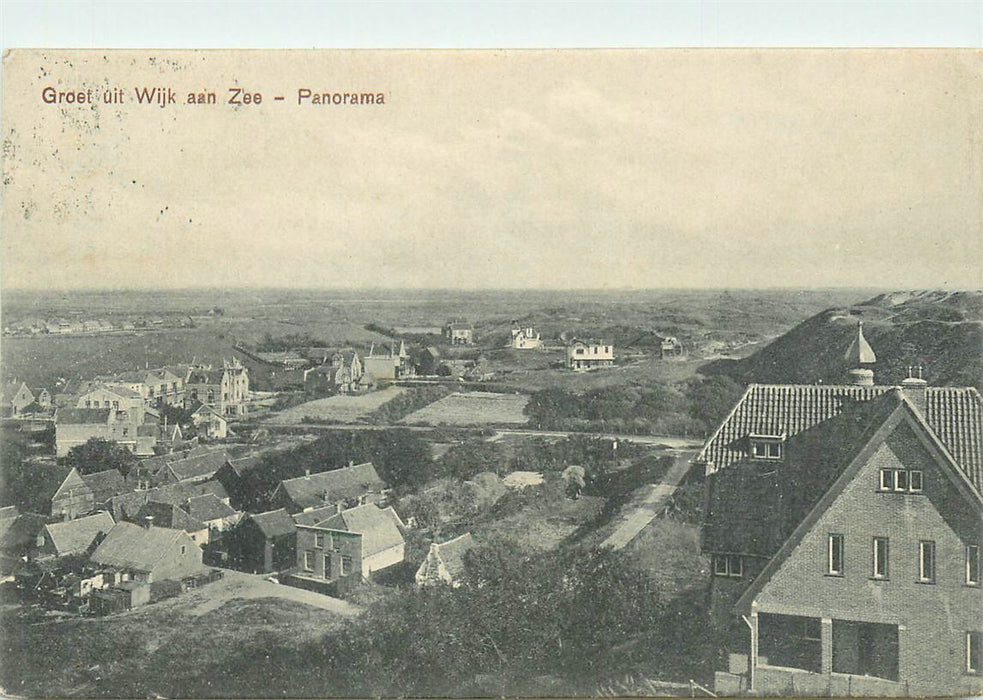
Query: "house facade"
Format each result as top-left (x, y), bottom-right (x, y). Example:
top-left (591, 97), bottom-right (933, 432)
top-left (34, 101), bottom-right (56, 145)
top-left (191, 404), bottom-right (228, 439)
top-left (88, 368), bottom-right (185, 408)
top-left (443, 320), bottom-right (474, 345)
top-left (700, 326), bottom-right (983, 697)
top-left (509, 326), bottom-right (542, 350)
top-left (565, 339), bottom-right (614, 370)
top-left (54, 407), bottom-right (144, 457)
top-left (185, 358), bottom-right (249, 418)
top-left (89, 521), bottom-right (204, 584)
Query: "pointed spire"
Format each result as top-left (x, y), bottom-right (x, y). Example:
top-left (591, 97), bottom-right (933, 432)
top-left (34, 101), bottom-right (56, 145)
top-left (844, 320), bottom-right (877, 365)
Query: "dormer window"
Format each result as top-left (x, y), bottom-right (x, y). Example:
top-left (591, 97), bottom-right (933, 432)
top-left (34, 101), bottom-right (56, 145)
top-left (749, 434), bottom-right (785, 460)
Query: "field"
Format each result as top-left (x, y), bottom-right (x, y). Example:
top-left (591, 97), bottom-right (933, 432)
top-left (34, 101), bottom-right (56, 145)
top-left (400, 391), bottom-right (530, 426)
top-left (0, 570), bottom-right (356, 698)
top-left (266, 386), bottom-right (407, 424)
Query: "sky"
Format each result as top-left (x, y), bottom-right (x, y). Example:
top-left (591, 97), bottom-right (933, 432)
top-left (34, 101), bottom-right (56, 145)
top-left (2, 49), bottom-right (981, 290)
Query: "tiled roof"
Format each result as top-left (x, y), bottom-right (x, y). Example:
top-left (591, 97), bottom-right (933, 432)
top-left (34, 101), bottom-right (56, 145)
top-left (166, 450), bottom-right (229, 482)
top-left (277, 463), bottom-right (384, 511)
top-left (697, 384), bottom-right (983, 492)
top-left (430, 533), bottom-right (476, 582)
top-left (43, 511), bottom-right (115, 556)
top-left (133, 502), bottom-right (206, 533)
top-left (0, 514), bottom-right (48, 551)
top-left (223, 455), bottom-right (263, 477)
top-left (57, 407), bottom-right (111, 424)
top-left (81, 383), bottom-right (143, 400)
top-left (109, 480), bottom-right (229, 521)
top-left (316, 504), bottom-right (404, 558)
top-left (703, 391), bottom-right (903, 557)
top-left (183, 494), bottom-right (237, 522)
top-left (248, 509), bottom-right (296, 538)
top-left (292, 504), bottom-right (341, 526)
top-left (81, 469), bottom-right (129, 505)
top-left (90, 521), bottom-right (190, 573)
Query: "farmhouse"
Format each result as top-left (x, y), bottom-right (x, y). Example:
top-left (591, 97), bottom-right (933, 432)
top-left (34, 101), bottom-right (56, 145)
top-left (443, 320), bottom-right (474, 345)
top-left (270, 462), bottom-right (386, 514)
top-left (37, 511), bottom-right (115, 559)
top-left (565, 338), bottom-right (614, 370)
top-left (89, 520), bottom-right (205, 584)
top-left (416, 533), bottom-right (477, 587)
top-left (699, 324), bottom-right (983, 697)
top-left (363, 341), bottom-right (411, 381)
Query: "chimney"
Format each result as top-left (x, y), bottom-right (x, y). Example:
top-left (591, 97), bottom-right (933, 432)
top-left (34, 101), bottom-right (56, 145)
top-left (144, 515), bottom-right (154, 529)
top-left (348, 460), bottom-right (354, 469)
top-left (901, 367), bottom-right (928, 414)
top-left (304, 468), bottom-right (310, 477)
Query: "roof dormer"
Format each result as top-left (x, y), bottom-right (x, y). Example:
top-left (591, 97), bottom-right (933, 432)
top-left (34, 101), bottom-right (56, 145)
top-left (748, 432), bottom-right (786, 461)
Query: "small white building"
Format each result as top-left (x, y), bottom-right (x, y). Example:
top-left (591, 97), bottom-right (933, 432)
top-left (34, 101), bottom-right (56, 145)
top-left (509, 325), bottom-right (542, 350)
top-left (565, 339), bottom-right (614, 370)
top-left (415, 533), bottom-right (477, 587)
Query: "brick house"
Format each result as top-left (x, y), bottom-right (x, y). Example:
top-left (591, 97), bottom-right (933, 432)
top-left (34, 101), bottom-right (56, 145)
top-left (286, 503), bottom-right (405, 594)
top-left (699, 325), bottom-right (983, 697)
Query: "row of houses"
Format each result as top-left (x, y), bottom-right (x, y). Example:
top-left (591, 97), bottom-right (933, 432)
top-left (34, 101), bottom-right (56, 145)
top-left (3, 316), bottom-right (193, 336)
top-left (52, 360), bottom-right (249, 457)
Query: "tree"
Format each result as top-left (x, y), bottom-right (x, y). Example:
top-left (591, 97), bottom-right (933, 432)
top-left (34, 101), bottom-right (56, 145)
top-left (62, 438), bottom-right (138, 476)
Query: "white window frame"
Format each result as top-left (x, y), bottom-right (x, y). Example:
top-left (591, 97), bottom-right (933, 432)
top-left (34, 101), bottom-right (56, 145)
top-left (968, 631), bottom-right (982, 674)
top-left (828, 533), bottom-right (844, 575)
top-left (304, 550), bottom-right (314, 571)
top-left (894, 469), bottom-right (909, 492)
top-left (909, 470), bottom-right (923, 492)
top-left (967, 545), bottom-right (981, 586)
top-left (314, 533), bottom-right (324, 549)
top-left (918, 540), bottom-right (935, 583)
top-left (873, 537), bottom-right (889, 579)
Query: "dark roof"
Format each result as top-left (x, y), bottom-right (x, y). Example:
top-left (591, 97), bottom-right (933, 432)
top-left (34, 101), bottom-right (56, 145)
top-left (43, 511), bottom-right (115, 556)
top-left (248, 509), bottom-right (296, 538)
top-left (223, 455), bottom-right (263, 477)
top-left (276, 463), bottom-right (385, 511)
top-left (109, 480), bottom-right (229, 521)
top-left (698, 384), bottom-right (983, 492)
top-left (291, 504), bottom-right (341, 526)
top-left (90, 521), bottom-right (194, 573)
top-left (187, 368), bottom-right (223, 385)
top-left (57, 407), bottom-right (111, 425)
top-left (133, 502), bottom-right (206, 532)
top-left (316, 504), bottom-right (404, 558)
top-left (0, 514), bottom-right (48, 551)
top-left (81, 469), bottom-right (129, 505)
top-left (183, 494), bottom-right (237, 522)
top-left (166, 450), bottom-right (229, 482)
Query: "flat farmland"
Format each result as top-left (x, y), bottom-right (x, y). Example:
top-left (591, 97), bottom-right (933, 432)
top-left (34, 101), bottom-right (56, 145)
top-left (268, 385), bottom-right (407, 424)
top-left (400, 391), bottom-right (529, 426)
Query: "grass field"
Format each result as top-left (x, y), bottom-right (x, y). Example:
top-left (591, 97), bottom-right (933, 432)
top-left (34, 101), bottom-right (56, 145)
top-left (0, 571), bottom-right (355, 698)
top-left (267, 385), bottom-right (407, 424)
top-left (400, 391), bottom-right (530, 426)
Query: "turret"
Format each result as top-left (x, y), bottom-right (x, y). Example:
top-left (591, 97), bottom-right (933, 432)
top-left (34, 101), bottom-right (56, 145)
top-left (844, 320), bottom-right (876, 386)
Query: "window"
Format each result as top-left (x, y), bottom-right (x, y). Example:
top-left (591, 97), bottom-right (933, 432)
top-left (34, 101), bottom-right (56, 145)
top-left (322, 553), bottom-right (332, 578)
top-left (909, 471), bottom-right (923, 492)
top-left (314, 533), bottom-right (324, 549)
top-left (325, 532), bottom-right (334, 550)
top-left (303, 551), bottom-right (314, 571)
top-left (895, 470), bottom-right (908, 492)
top-left (968, 632), bottom-right (982, 674)
top-left (879, 469), bottom-right (923, 494)
top-left (713, 554), bottom-right (742, 578)
top-left (873, 537), bottom-right (889, 579)
top-left (341, 555), bottom-right (353, 576)
top-left (967, 545), bottom-right (980, 586)
top-left (575, 348), bottom-right (584, 355)
top-left (828, 534), bottom-right (844, 575)
top-left (918, 541), bottom-right (935, 583)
